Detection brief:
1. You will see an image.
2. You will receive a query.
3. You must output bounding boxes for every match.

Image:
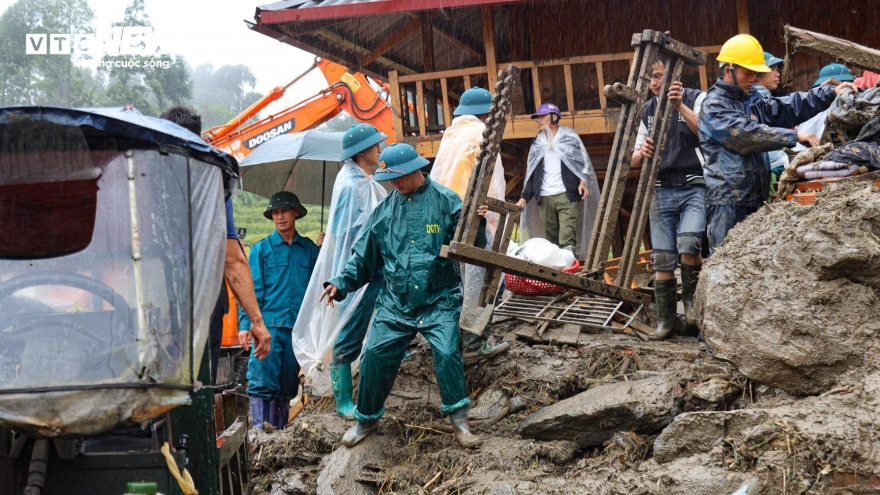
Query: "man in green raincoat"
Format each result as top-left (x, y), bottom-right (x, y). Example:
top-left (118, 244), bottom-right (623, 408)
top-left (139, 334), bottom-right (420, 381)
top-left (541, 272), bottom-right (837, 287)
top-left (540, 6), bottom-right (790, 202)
top-left (320, 143), bottom-right (487, 449)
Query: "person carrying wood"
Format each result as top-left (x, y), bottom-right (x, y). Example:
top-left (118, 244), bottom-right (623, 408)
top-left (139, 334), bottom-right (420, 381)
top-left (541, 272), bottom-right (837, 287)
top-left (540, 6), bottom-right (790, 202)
top-left (320, 143), bottom-right (488, 449)
top-left (698, 34), bottom-right (857, 252)
top-left (631, 57), bottom-right (706, 340)
top-left (430, 87), bottom-right (511, 365)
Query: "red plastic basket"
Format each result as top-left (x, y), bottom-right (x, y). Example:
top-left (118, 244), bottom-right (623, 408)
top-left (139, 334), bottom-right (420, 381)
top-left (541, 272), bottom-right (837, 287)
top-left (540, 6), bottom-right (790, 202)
top-left (505, 259), bottom-right (581, 296)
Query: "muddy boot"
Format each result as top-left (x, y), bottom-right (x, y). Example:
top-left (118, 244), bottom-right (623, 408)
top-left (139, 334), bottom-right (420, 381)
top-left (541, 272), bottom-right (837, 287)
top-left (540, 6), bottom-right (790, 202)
top-left (341, 421), bottom-right (378, 447)
top-left (462, 331), bottom-right (511, 366)
top-left (249, 398), bottom-right (269, 430)
top-left (267, 399), bottom-right (280, 429)
top-left (276, 401), bottom-right (290, 430)
top-left (649, 279), bottom-right (678, 341)
top-left (330, 363), bottom-right (356, 420)
top-left (680, 262), bottom-right (702, 335)
top-left (449, 407), bottom-right (482, 449)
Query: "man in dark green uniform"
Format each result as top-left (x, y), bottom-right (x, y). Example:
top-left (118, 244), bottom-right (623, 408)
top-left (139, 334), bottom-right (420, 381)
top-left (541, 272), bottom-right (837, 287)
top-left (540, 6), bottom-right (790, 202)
top-left (320, 143), bottom-right (486, 449)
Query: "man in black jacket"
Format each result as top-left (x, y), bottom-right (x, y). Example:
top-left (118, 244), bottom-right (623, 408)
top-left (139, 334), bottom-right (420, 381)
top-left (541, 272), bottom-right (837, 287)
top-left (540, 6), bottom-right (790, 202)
top-left (632, 58), bottom-right (706, 340)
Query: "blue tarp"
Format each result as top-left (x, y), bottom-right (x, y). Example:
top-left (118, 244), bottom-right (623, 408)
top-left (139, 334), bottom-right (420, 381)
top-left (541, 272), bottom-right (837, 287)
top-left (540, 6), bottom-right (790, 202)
top-left (0, 106), bottom-right (239, 178)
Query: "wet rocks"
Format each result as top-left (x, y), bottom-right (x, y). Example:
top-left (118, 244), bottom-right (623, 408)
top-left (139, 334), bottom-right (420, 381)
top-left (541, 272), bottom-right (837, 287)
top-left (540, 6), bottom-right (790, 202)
top-left (316, 434), bottom-right (390, 495)
top-left (516, 374), bottom-right (681, 447)
top-left (697, 184), bottom-right (880, 395)
top-left (653, 409), bottom-right (768, 464)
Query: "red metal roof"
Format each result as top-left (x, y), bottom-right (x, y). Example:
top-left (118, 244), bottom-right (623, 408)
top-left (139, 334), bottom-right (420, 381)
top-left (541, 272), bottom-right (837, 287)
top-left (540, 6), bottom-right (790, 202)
top-left (258, 0), bottom-right (518, 24)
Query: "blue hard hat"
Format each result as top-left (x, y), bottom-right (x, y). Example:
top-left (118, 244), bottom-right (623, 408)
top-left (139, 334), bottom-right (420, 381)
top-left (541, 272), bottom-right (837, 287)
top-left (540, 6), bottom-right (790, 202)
top-left (341, 124), bottom-right (388, 161)
top-left (375, 143), bottom-right (430, 182)
top-left (764, 51), bottom-right (784, 68)
top-left (453, 87), bottom-right (492, 116)
top-left (813, 63), bottom-right (855, 87)
top-left (531, 102), bottom-right (562, 119)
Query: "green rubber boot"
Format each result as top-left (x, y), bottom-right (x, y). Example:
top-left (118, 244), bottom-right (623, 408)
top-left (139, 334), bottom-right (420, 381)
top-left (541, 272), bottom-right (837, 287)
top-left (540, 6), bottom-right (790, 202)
top-left (680, 262), bottom-right (702, 332)
top-left (330, 363), bottom-right (356, 420)
top-left (649, 279), bottom-right (678, 341)
top-left (449, 407), bottom-right (482, 449)
top-left (341, 420), bottom-right (378, 447)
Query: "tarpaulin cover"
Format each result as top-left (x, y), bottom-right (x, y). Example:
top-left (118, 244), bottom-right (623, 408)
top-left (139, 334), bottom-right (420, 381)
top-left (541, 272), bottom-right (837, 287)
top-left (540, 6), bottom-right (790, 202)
top-left (429, 115), bottom-right (506, 334)
top-left (291, 161), bottom-right (386, 393)
top-left (0, 111), bottom-right (226, 437)
top-left (522, 126), bottom-right (600, 259)
top-left (238, 130), bottom-right (344, 201)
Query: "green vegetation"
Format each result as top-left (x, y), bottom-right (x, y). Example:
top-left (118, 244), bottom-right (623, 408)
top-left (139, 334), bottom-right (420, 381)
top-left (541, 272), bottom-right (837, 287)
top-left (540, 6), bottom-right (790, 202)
top-left (231, 190), bottom-right (329, 249)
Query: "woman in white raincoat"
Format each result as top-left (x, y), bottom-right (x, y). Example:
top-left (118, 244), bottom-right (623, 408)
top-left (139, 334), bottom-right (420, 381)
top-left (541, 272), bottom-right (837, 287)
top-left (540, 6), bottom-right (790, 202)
top-left (515, 103), bottom-right (600, 260)
top-left (291, 124), bottom-right (387, 419)
top-left (430, 87), bottom-right (511, 365)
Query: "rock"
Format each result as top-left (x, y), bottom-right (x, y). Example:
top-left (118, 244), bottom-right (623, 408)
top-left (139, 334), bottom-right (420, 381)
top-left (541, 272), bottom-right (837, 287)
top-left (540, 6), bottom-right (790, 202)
top-left (516, 374), bottom-right (681, 447)
top-left (269, 468), bottom-right (310, 494)
top-left (697, 183), bottom-right (880, 395)
top-left (488, 486), bottom-right (518, 495)
top-left (689, 378), bottom-right (740, 404)
top-left (653, 410), bottom-right (768, 464)
top-left (470, 389), bottom-right (509, 421)
top-left (316, 434), bottom-right (389, 495)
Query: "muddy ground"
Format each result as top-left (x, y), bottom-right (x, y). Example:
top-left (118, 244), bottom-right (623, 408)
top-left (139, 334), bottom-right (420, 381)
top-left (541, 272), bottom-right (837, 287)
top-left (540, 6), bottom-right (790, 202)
top-left (248, 184), bottom-right (880, 495)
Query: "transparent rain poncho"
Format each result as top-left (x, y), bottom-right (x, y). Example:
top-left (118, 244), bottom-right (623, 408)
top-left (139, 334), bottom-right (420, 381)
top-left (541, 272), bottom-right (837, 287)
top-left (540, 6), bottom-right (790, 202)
top-left (292, 161), bottom-right (386, 394)
top-left (521, 126), bottom-right (600, 259)
top-left (429, 115), bottom-right (506, 334)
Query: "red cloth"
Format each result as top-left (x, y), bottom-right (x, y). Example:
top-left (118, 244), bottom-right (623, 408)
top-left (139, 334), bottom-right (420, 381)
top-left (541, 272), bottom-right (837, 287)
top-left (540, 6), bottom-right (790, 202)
top-left (855, 71), bottom-right (880, 89)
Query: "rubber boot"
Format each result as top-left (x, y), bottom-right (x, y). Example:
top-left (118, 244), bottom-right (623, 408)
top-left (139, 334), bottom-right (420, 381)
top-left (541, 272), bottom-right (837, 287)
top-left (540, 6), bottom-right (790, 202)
top-left (330, 363), bottom-right (356, 420)
top-left (249, 397), bottom-right (268, 430)
top-left (680, 262), bottom-right (702, 333)
top-left (462, 331), bottom-right (511, 366)
top-left (449, 407), bottom-right (482, 449)
top-left (649, 279), bottom-right (678, 341)
top-left (341, 420), bottom-right (378, 447)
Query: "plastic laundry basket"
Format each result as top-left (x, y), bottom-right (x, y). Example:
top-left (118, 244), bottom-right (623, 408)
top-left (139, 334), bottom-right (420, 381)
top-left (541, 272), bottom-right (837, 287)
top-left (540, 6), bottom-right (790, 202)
top-left (505, 259), bottom-right (581, 296)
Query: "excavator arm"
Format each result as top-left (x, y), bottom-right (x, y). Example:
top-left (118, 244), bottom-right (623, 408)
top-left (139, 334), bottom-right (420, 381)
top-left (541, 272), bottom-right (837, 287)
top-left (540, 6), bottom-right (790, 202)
top-left (205, 57), bottom-right (397, 163)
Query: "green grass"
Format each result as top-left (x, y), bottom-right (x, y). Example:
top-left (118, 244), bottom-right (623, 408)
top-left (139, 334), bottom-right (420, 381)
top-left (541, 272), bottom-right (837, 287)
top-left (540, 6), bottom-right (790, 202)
top-left (231, 191), bottom-right (330, 251)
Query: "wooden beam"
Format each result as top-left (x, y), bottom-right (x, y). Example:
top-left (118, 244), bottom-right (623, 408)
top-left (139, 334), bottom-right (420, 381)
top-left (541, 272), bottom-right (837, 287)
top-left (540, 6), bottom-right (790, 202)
top-left (531, 68), bottom-right (542, 110)
top-left (440, 78), bottom-right (451, 126)
top-left (596, 62), bottom-right (607, 109)
top-left (416, 80), bottom-right (427, 136)
top-left (420, 12), bottom-right (435, 73)
top-left (359, 20), bottom-right (420, 67)
top-left (389, 70), bottom-right (404, 142)
top-left (698, 65), bottom-right (708, 91)
top-left (736, 0), bottom-right (750, 34)
top-left (785, 25), bottom-right (880, 74)
top-left (563, 64), bottom-right (575, 112)
top-left (482, 6), bottom-right (498, 90)
top-left (316, 28), bottom-right (416, 75)
top-left (463, 75), bottom-right (472, 90)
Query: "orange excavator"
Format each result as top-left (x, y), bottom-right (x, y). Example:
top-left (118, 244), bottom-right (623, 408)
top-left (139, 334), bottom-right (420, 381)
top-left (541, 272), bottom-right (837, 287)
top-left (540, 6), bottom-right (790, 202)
top-left (203, 56), bottom-right (397, 162)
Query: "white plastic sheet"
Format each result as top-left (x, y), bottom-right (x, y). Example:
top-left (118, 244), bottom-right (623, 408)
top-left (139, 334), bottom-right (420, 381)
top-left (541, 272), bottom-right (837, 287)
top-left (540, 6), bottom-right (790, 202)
top-left (292, 161), bottom-right (386, 393)
top-left (521, 126), bottom-right (600, 260)
top-left (430, 115), bottom-right (506, 334)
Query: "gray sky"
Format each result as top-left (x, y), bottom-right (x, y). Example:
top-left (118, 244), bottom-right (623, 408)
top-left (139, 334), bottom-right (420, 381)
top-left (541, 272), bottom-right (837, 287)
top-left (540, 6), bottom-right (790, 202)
top-left (0, 0), bottom-right (327, 115)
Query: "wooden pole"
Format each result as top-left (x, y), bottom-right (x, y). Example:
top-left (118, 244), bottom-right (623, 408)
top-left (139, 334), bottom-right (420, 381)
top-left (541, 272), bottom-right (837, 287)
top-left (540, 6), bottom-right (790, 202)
top-left (482, 6), bottom-right (498, 90)
top-left (785, 25), bottom-right (880, 74)
top-left (736, 0), bottom-right (750, 34)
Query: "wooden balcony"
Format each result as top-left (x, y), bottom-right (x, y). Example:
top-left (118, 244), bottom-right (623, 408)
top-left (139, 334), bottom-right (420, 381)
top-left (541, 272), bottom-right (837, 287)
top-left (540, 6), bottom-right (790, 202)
top-left (388, 46), bottom-right (720, 158)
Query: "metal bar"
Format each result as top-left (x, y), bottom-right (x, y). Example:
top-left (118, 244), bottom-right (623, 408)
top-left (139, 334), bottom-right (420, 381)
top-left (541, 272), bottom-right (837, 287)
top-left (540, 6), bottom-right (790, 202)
top-left (444, 242), bottom-right (652, 305)
top-left (603, 302), bottom-right (623, 327)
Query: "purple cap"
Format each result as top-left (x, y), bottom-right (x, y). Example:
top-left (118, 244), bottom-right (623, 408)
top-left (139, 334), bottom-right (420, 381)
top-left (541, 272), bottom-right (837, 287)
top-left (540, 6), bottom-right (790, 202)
top-left (531, 103), bottom-right (562, 119)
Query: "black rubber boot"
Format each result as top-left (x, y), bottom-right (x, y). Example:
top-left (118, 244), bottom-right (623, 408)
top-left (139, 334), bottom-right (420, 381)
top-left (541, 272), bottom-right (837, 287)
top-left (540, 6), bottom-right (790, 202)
top-left (649, 279), bottom-right (678, 341)
top-left (680, 262), bottom-right (702, 331)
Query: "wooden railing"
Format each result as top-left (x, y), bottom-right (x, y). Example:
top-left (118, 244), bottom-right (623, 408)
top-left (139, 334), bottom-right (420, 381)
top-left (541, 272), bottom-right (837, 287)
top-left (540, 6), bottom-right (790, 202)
top-left (388, 46), bottom-right (721, 143)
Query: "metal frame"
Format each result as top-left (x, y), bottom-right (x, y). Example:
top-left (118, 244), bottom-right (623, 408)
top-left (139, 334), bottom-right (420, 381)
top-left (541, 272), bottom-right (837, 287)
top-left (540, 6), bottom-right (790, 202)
top-left (495, 294), bottom-right (639, 333)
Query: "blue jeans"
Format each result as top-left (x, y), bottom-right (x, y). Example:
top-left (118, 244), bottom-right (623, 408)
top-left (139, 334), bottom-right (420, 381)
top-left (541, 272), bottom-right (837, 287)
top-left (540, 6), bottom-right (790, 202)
top-left (649, 185), bottom-right (706, 272)
top-left (706, 205), bottom-right (760, 255)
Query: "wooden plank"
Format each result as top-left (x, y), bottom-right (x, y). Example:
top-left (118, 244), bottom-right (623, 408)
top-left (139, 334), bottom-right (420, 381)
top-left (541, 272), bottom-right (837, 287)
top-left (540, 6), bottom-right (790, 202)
top-left (785, 25), bottom-right (880, 74)
top-left (440, 77), bottom-right (451, 126)
top-left (596, 62), bottom-right (607, 109)
top-left (482, 6), bottom-right (498, 90)
top-left (531, 68), bottom-right (542, 110)
top-left (563, 64), bottom-right (575, 112)
top-left (415, 80), bottom-right (427, 136)
top-left (316, 28), bottom-right (415, 75)
top-left (463, 75), bottom-right (472, 90)
top-left (388, 71), bottom-right (404, 142)
top-left (399, 66), bottom-right (487, 83)
top-left (698, 65), bottom-right (708, 91)
top-left (736, 0), bottom-right (750, 34)
top-left (360, 19), bottom-right (420, 67)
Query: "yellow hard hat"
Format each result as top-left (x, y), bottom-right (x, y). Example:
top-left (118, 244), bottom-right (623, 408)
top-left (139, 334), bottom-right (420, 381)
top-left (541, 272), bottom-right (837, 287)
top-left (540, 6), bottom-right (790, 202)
top-left (716, 34), bottom-right (771, 73)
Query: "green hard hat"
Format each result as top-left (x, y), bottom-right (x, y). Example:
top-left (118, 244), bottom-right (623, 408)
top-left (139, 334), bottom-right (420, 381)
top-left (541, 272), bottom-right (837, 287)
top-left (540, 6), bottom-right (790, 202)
top-left (813, 63), bottom-right (855, 87)
top-left (374, 143), bottom-right (429, 182)
top-left (264, 191), bottom-right (307, 219)
top-left (763, 51), bottom-right (784, 68)
top-left (453, 87), bottom-right (492, 116)
top-left (340, 123), bottom-right (388, 161)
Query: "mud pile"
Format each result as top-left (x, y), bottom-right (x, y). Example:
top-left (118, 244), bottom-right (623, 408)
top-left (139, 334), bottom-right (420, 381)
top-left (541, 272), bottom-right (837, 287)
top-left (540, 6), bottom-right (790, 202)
top-left (697, 182), bottom-right (880, 395)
